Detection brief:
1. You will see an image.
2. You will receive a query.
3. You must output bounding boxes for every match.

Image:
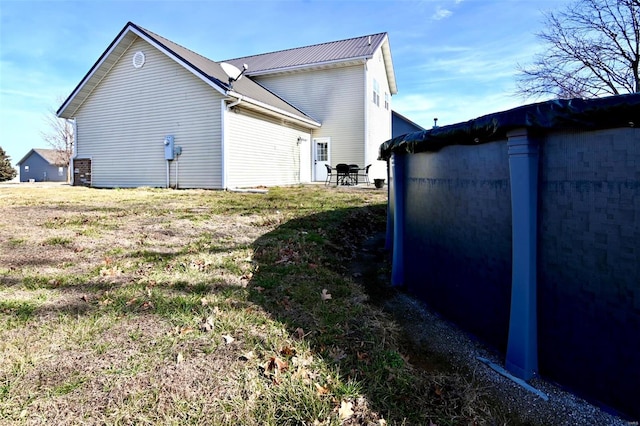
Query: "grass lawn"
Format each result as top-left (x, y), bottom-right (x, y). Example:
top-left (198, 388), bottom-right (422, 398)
top-left (0, 184), bottom-right (510, 425)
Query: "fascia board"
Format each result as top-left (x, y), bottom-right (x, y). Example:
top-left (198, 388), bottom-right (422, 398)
top-left (227, 90), bottom-right (321, 128)
top-left (127, 26), bottom-right (228, 96)
top-left (57, 24), bottom-right (228, 118)
top-left (381, 36), bottom-right (398, 95)
top-left (16, 149), bottom-right (35, 166)
top-left (57, 25), bottom-right (136, 118)
top-left (245, 57), bottom-right (368, 77)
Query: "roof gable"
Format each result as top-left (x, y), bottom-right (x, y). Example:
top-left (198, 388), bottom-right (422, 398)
top-left (225, 33), bottom-right (398, 94)
top-left (17, 149), bottom-right (66, 166)
top-left (57, 22), bottom-right (320, 126)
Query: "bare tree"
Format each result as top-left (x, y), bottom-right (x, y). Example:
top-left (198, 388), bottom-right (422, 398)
top-left (516, 0), bottom-right (640, 99)
top-left (41, 108), bottom-right (74, 182)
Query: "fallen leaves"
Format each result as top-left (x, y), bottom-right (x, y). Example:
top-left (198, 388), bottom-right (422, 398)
top-left (294, 327), bottom-right (306, 340)
top-left (239, 351), bottom-right (255, 361)
top-left (262, 356), bottom-right (289, 383)
top-left (338, 400), bottom-right (354, 421)
top-left (280, 346), bottom-right (296, 357)
top-left (275, 246), bottom-right (300, 265)
top-left (199, 316), bottom-right (215, 332)
top-left (321, 288), bottom-right (332, 301)
top-left (329, 346), bottom-right (346, 362)
top-left (356, 351), bottom-right (370, 363)
top-left (99, 265), bottom-right (122, 277)
top-left (315, 383), bottom-right (330, 395)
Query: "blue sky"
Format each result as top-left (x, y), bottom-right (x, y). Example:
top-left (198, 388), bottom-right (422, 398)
top-left (0, 0), bottom-right (569, 169)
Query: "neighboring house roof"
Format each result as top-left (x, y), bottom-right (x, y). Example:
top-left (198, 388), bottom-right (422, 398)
top-left (16, 149), bottom-right (67, 167)
top-left (225, 33), bottom-right (398, 94)
top-left (392, 110), bottom-right (426, 131)
top-left (57, 22), bottom-right (321, 127)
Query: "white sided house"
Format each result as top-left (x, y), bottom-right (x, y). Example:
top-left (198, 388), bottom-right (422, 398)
top-left (57, 22), bottom-right (397, 189)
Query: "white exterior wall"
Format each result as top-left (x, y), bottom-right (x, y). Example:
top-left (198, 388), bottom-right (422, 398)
top-left (254, 65), bottom-right (365, 180)
top-left (225, 107), bottom-right (311, 188)
top-left (365, 47), bottom-right (393, 180)
top-left (75, 37), bottom-right (224, 188)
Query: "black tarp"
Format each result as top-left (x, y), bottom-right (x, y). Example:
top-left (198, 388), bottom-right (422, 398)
top-left (379, 93), bottom-right (640, 160)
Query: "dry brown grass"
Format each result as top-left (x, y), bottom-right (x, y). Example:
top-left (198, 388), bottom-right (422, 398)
top-left (0, 184), bottom-right (506, 425)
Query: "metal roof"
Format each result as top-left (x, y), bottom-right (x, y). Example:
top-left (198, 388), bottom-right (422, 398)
top-left (57, 22), bottom-right (321, 127)
top-left (225, 33), bottom-right (398, 94)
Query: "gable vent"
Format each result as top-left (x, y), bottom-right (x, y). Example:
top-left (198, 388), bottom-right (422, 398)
top-left (132, 51), bottom-right (145, 69)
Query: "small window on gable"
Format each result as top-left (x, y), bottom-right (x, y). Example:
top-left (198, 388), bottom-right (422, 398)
top-left (384, 92), bottom-right (389, 110)
top-left (373, 79), bottom-right (380, 107)
top-left (24, 165), bottom-right (29, 172)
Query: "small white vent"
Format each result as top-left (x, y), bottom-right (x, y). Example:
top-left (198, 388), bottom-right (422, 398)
top-left (132, 51), bottom-right (145, 69)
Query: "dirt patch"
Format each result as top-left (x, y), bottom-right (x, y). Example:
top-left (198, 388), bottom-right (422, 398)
top-left (349, 232), bottom-right (629, 426)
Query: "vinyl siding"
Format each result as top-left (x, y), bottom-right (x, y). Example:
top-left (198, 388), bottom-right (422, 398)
top-left (75, 37), bottom-right (224, 188)
top-left (225, 107), bottom-right (310, 188)
top-left (254, 65), bottom-right (365, 177)
top-left (366, 47), bottom-right (393, 180)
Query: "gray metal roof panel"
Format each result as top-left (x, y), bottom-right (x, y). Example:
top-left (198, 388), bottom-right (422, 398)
top-left (133, 24), bottom-right (319, 123)
top-left (224, 33), bottom-right (388, 74)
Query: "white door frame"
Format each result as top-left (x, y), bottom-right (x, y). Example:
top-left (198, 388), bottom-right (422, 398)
top-left (312, 137), bottom-right (331, 182)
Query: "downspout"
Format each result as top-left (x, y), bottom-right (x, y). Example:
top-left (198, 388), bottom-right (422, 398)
top-left (227, 95), bottom-right (243, 111)
top-left (221, 95), bottom-right (243, 190)
top-left (67, 118), bottom-right (77, 185)
top-left (505, 128), bottom-right (539, 381)
top-left (363, 61), bottom-right (369, 171)
top-left (166, 161), bottom-right (170, 189)
top-left (175, 155), bottom-right (179, 189)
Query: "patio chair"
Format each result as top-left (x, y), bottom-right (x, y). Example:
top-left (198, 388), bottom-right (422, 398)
top-left (348, 164), bottom-right (360, 185)
top-left (335, 163), bottom-right (352, 185)
top-left (357, 164), bottom-right (371, 185)
top-left (324, 164), bottom-right (333, 186)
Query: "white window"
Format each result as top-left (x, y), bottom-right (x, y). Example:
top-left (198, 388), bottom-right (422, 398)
top-left (316, 142), bottom-right (328, 162)
top-left (24, 165), bottom-right (29, 172)
top-left (373, 79), bottom-right (380, 106)
top-left (58, 167), bottom-right (64, 176)
top-left (384, 92), bottom-right (389, 110)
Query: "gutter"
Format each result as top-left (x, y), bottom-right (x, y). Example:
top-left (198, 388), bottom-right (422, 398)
top-left (243, 57), bottom-right (369, 77)
top-left (226, 95), bottom-right (243, 110)
top-left (226, 90), bottom-right (321, 128)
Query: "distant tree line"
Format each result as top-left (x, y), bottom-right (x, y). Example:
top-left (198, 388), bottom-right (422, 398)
top-left (0, 146), bottom-right (17, 182)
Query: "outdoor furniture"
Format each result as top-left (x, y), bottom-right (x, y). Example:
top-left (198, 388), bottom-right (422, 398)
top-left (358, 164), bottom-right (371, 185)
top-left (348, 164), bottom-right (360, 184)
top-left (324, 164), bottom-right (334, 186)
top-left (335, 163), bottom-right (353, 186)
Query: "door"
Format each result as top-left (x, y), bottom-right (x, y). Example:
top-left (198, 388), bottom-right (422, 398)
top-left (313, 137), bottom-right (330, 181)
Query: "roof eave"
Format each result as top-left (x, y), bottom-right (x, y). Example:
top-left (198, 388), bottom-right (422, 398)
top-left (57, 23), bottom-right (136, 118)
top-left (15, 149), bottom-right (36, 166)
top-left (226, 91), bottom-right (321, 129)
top-left (381, 36), bottom-right (398, 95)
top-left (245, 57), bottom-right (368, 77)
top-left (57, 22), bottom-right (229, 119)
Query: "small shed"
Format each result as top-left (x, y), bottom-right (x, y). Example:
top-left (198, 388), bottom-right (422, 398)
top-left (17, 149), bottom-right (68, 183)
